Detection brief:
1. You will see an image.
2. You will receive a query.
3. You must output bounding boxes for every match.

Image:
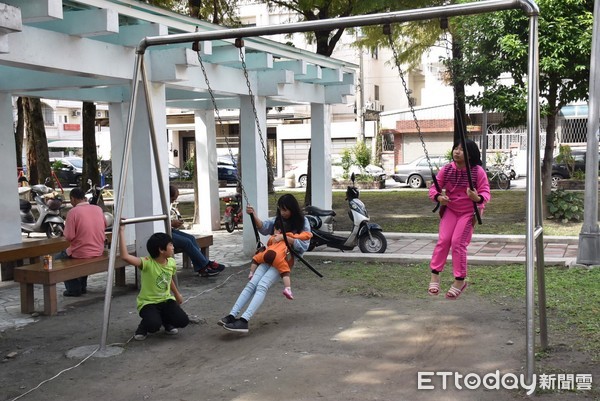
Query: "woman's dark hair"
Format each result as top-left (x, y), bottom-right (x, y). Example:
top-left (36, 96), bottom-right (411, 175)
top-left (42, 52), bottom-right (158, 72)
top-left (453, 139), bottom-right (482, 166)
top-left (276, 194), bottom-right (304, 233)
top-left (146, 232), bottom-right (172, 258)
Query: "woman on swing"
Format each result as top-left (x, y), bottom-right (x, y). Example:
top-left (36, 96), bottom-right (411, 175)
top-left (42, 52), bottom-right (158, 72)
top-left (428, 139), bottom-right (490, 300)
top-left (219, 194), bottom-right (312, 333)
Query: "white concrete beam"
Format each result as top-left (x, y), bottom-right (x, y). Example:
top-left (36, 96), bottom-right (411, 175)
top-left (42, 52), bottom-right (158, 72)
top-left (31, 8), bottom-right (119, 37)
top-left (149, 48), bottom-right (200, 82)
top-left (0, 93), bottom-right (21, 245)
top-left (0, 3), bottom-right (21, 34)
top-left (0, 34), bottom-right (7, 53)
top-left (0, 66), bottom-right (124, 92)
top-left (95, 23), bottom-right (168, 47)
top-left (325, 84), bottom-right (354, 104)
top-left (204, 44), bottom-right (243, 65)
top-left (3, 0), bottom-right (62, 23)
top-left (257, 69), bottom-right (294, 96)
top-left (273, 60), bottom-right (307, 75)
top-left (2, 26), bottom-right (134, 80)
top-left (295, 64), bottom-right (322, 82)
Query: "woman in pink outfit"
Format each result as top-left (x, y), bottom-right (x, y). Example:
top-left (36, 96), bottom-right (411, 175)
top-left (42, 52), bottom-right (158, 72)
top-left (427, 139), bottom-right (490, 299)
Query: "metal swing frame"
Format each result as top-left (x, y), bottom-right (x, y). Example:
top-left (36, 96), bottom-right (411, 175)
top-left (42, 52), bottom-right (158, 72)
top-left (100, 0), bottom-right (543, 384)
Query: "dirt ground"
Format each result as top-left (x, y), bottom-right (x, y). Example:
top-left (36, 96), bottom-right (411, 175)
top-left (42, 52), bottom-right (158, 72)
top-left (1, 262), bottom-right (597, 401)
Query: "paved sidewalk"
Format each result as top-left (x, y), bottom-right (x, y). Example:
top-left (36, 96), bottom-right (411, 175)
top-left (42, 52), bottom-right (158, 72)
top-left (0, 230), bottom-right (580, 332)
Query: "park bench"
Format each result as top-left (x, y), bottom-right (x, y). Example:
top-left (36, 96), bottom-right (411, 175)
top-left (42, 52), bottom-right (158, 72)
top-left (0, 238), bottom-right (70, 281)
top-left (13, 251), bottom-right (130, 316)
top-left (10, 233), bottom-right (213, 315)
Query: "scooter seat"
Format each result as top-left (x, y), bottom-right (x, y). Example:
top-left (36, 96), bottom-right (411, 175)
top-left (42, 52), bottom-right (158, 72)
top-left (304, 205), bottom-right (336, 217)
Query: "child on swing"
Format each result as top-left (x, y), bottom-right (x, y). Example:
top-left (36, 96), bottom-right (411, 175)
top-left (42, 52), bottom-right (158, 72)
top-left (428, 139), bottom-right (490, 300)
top-left (248, 219), bottom-right (312, 300)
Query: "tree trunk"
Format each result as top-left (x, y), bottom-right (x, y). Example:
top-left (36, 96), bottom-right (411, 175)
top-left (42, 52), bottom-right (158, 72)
top-left (304, 147), bottom-right (312, 207)
top-left (541, 86), bottom-right (559, 218)
top-left (82, 102), bottom-right (100, 190)
top-left (23, 98), bottom-right (51, 186)
top-left (15, 97), bottom-right (24, 168)
top-left (452, 39), bottom-right (467, 145)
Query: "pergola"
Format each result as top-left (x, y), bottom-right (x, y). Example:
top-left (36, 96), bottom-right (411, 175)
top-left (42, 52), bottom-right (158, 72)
top-left (0, 0), bottom-right (356, 250)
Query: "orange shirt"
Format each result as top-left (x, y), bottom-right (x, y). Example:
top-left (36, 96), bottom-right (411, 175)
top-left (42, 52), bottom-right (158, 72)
top-left (64, 203), bottom-right (106, 258)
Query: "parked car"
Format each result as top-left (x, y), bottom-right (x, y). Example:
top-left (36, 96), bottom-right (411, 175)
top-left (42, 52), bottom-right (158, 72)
top-left (289, 159), bottom-right (386, 188)
top-left (218, 162), bottom-right (238, 184)
top-left (551, 148), bottom-right (600, 188)
top-left (391, 155), bottom-right (449, 188)
top-left (169, 164), bottom-right (191, 181)
top-left (50, 157), bottom-right (83, 186)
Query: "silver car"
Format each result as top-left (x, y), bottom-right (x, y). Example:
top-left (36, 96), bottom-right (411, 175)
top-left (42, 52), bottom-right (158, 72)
top-left (391, 155), bottom-right (449, 188)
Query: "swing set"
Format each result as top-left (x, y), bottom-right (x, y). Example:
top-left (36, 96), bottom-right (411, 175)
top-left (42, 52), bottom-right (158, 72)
top-left (101, 0), bottom-right (545, 384)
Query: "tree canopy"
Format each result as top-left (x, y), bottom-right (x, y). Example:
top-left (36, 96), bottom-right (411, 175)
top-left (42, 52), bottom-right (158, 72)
top-left (450, 0), bottom-right (593, 198)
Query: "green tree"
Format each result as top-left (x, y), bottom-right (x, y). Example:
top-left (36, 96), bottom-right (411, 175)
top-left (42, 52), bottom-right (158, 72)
top-left (452, 0), bottom-right (593, 203)
top-left (140, 0), bottom-right (241, 25)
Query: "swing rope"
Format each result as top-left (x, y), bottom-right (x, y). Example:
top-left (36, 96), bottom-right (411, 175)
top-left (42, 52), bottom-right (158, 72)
top-left (384, 23), bottom-right (481, 224)
top-left (193, 37), bottom-right (265, 251)
top-left (440, 19), bottom-right (482, 224)
top-left (383, 24), bottom-right (442, 213)
top-left (237, 39), bottom-right (322, 277)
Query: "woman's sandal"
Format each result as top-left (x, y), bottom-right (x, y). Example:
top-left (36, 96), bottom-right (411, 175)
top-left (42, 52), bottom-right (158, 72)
top-left (428, 282), bottom-right (440, 296)
top-left (445, 282), bottom-right (468, 300)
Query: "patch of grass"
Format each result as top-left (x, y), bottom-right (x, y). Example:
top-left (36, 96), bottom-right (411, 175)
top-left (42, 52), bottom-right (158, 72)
top-left (307, 260), bottom-right (600, 360)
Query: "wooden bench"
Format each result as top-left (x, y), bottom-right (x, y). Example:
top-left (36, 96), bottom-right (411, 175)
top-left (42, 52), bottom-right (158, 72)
top-left (0, 238), bottom-right (70, 281)
top-left (177, 234), bottom-right (213, 269)
top-left (13, 252), bottom-right (130, 316)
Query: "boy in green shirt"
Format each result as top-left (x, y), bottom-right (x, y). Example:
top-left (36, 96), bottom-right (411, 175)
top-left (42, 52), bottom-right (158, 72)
top-left (119, 224), bottom-right (189, 340)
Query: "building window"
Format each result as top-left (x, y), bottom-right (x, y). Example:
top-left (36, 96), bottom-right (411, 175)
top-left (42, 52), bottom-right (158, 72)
top-left (41, 103), bottom-right (55, 126)
top-left (374, 85), bottom-right (380, 101)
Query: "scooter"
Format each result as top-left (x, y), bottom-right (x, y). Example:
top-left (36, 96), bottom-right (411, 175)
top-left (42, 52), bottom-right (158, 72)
top-left (86, 179), bottom-right (114, 230)
top-left (222, 193), bottom-right (243, 233)
top-left (304, 176), bottom-right (387, 253)
top-left (20, 180), bottom-right (65, 238)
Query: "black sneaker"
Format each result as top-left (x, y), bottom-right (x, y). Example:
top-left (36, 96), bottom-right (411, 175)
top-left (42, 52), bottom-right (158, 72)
top-left (164, 324), bottom-right (178, 335)
top-left (63, 290), bottom-right (81, 297)
top-left (134, 325), bottom-right (147, 341)
top-left (223, 318), bottom-right (249, 333)
top-left (217, 314), bottom-right (236, 326)
top-left (198, 261), bottom-right (225, 277)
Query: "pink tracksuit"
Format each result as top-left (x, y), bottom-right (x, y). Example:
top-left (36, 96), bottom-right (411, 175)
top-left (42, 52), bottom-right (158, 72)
top-left (428, 162), bottom-right (491, 279)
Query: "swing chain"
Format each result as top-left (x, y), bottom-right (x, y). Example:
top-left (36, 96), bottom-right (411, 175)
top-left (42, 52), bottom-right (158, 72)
top-left (237, 43), bottom-right (276, 187)
top-left (384, 26), bottom-right (439, 188)
top-left (194, 43), bottom-right (250, 207)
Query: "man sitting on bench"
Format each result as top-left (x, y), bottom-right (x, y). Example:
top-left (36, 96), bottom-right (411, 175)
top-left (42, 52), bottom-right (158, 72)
top-left (169, 185), bottom-right (225, 277)
top-left (55, 187), bottom-right (106, 297)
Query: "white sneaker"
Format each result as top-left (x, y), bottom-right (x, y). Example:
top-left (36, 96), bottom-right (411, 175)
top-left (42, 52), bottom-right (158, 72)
top-left (164, 325), bottom-right (178, 335)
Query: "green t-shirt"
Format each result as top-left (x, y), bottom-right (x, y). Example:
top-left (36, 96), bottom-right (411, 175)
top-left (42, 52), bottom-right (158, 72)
top-left (136, 256), bottom-right (177, 311)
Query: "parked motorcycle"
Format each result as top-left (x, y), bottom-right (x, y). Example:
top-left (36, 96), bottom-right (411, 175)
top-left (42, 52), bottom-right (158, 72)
top-left (222, 193), bottom-right (243, 233)
top-left (304, 177), bottom-right (387, 253)
top-left (86, 179), bottom-right (114, 230)
top-left (20, 180), bottom-right (65, 238)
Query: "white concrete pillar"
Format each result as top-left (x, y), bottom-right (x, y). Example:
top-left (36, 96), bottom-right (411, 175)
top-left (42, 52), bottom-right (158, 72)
top-left (130, 83), bottom-right (168, 256)
top-left (310, 103), bottom-right (333, 209)
top-left (240, 94), bottom-right (268, 255)
top-left (194, 109), bottom-right (220, 232)
top-left (0, 94), bottom-right (21, 245)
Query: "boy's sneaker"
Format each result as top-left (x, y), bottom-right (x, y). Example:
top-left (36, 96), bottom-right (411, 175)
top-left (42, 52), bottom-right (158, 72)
top-left (198, 261), bottom-right (225, 277)
top-left (134, 326), bottom-right (147, 341)
top-left (217, 314), bottom-right (236, 326)
top-left (164, 324), bottom-right (178, 335)
top-left (283, 287), bottom-right (294, 300)
top-left (223, 318), bottom-right (249, 333)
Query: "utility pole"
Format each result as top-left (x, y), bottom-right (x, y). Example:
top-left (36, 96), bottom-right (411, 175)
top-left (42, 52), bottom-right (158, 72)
top-left (577, 0), bottom-right (600, 265)
top-left (357, 42), bottom-right (365, 143)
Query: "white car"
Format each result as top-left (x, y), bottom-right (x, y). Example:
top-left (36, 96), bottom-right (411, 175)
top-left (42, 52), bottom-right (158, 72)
top-left (289, 159), bottom-right (386, 188)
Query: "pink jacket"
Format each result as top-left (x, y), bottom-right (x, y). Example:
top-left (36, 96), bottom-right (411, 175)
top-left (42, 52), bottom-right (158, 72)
top-left (428, 162), bottom-right (491, 214)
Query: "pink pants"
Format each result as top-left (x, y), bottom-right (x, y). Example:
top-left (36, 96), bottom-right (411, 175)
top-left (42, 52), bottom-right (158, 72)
top-left (430, 208), bottom-right (474, 279)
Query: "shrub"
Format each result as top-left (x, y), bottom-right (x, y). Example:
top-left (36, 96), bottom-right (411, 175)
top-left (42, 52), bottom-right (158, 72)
top-left (547, 190), bottom-right (584, 223)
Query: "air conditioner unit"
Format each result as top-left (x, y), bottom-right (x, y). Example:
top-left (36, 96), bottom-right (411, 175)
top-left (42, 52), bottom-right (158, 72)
top-left (96, 111), bottom-right (102, 118)
top-left (71, 110), bottom-right (81, 117)
top-left (374, 100), bottom-right (381, 111)
top-left (408, 97), bottom-right (418, 107)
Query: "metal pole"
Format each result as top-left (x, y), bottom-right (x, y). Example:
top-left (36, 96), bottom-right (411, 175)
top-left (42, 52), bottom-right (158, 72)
top-left (137, 0), bottom-right (539, 54)
top-left (525, 13), bottom-right (541, 384)
top-left (577, 0), bottom-right (600, 265)
top-left (99, 53), bottom-right (143, 350)
top-left (358, 43), bottom-right (365, 143)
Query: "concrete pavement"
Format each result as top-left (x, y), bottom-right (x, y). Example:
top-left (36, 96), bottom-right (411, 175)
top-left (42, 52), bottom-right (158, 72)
top-left (0, 227), bottom-right (579, 333)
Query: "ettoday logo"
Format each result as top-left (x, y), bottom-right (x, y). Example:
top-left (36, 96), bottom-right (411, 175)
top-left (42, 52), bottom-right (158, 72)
top-left (417, 371), bottom-right (537, 395)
